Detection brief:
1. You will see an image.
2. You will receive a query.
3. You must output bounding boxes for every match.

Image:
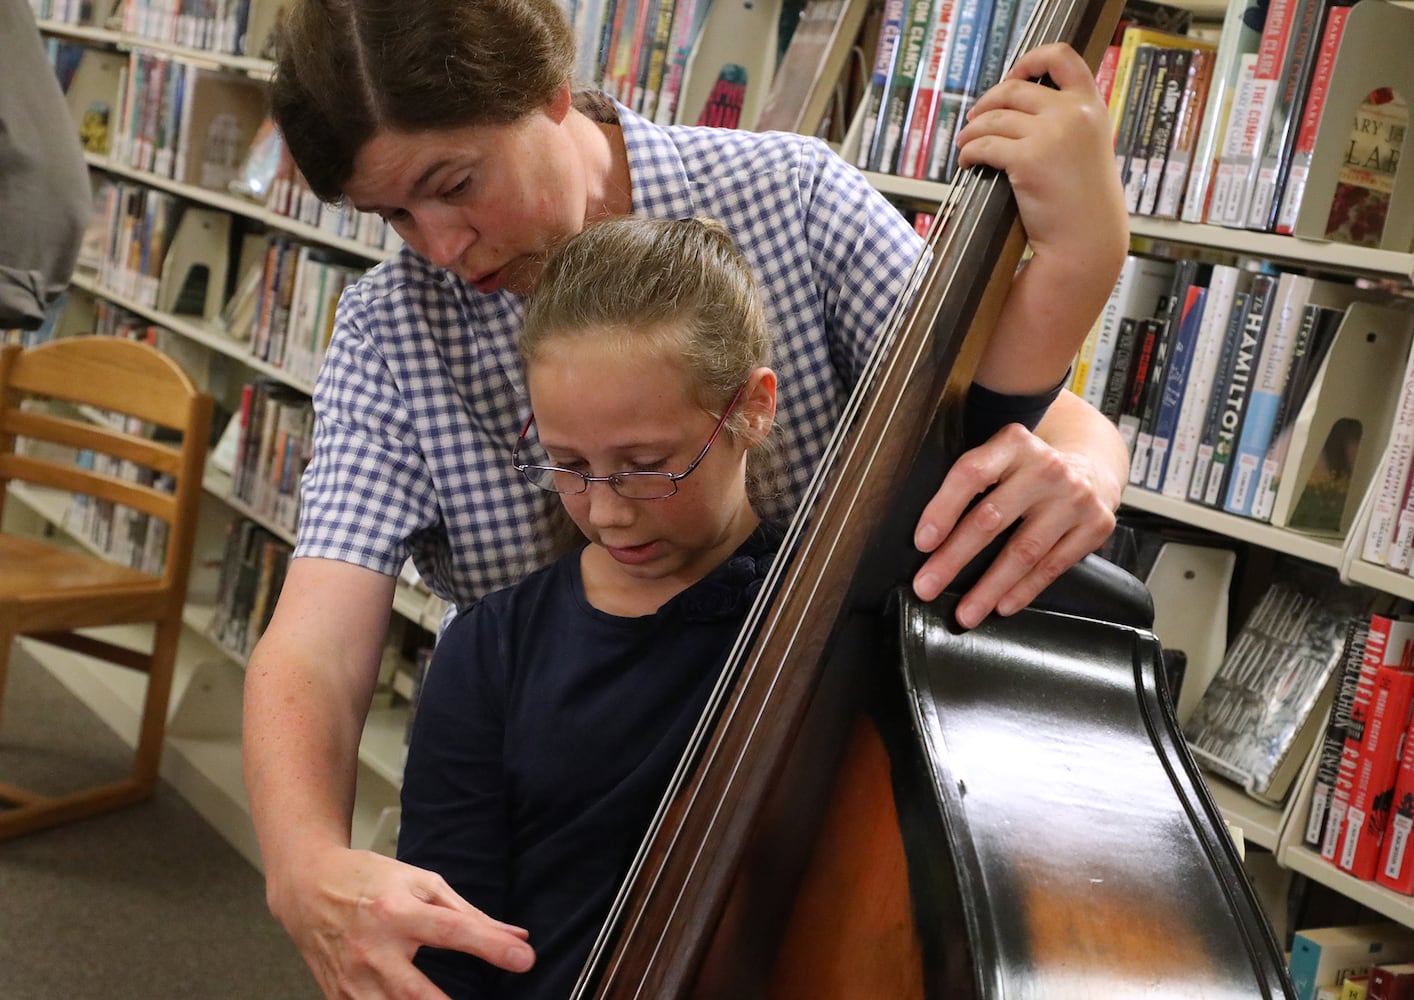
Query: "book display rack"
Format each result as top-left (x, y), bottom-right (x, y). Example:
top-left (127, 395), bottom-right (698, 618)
top-left (16, 0), bottom-right (1414, 953)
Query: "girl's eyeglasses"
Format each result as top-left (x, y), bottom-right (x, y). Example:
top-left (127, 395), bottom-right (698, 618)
top-left (512, 384), bottom-right (745, 500)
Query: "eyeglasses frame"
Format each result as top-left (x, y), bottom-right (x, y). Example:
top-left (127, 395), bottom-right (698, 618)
top-left (512, 383), bottom-right (747, 500)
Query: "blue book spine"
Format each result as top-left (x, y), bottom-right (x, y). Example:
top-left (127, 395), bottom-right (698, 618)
top-left (1145, 286), bottom-right (1207, 491)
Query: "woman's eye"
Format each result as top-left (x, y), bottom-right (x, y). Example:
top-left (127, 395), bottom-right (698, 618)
top-left (440, 177), bottom-right (472, 200)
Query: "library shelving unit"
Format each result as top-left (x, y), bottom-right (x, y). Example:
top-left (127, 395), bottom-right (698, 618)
top-left (12, 15), bottom-right (446, 869)
top-left (868, 160), bottom-right (1414, 927)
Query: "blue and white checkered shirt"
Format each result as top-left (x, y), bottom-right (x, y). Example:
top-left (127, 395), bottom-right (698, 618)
top-left (295, 101), bottom-right (925, 610)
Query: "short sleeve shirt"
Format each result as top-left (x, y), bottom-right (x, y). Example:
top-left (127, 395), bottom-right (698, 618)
top-left (295, 101), bottom-right (925, 609)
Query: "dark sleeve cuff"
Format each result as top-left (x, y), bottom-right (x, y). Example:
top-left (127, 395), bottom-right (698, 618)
top-left (961, 376), bottom-right (1067, 450)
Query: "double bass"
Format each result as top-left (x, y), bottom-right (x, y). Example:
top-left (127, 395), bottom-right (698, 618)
top-left (571, 0), bottom-right (1296, 992)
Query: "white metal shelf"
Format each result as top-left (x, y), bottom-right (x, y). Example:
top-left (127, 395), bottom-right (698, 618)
top-left (36, 17), bottom-right (275, 78)
top-left (1283, 845), bottom-right (1414, 927)
top-left (864, 171), bottom-right (1414, 281)
top-left (1120, 486), bottom-right (1346, 568)
top-left (84, 153), bottom-right (393, 263)
top-left (69, 269), bottom-right (314, 395)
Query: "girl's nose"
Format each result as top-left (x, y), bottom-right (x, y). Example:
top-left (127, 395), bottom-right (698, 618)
top-left (585, 480), bottom-right (634, 529)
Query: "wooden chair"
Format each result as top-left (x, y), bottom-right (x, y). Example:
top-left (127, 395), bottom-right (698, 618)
top-left (0, 336), bottom-right (213, 838)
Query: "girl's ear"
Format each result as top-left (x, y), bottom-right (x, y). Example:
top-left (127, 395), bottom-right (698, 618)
top-left (547, 83), bottom-right (573, 124)
top-left (741, 366), bottom-right (777, 446)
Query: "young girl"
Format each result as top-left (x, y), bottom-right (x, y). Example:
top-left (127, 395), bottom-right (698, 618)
top-left (397, 216), bottom-right (780, 1000)
top-left (395, 215), bottom-right (1074, 999)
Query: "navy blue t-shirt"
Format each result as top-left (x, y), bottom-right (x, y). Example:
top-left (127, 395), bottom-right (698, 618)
top-left (398, 525), bottom-right (778, 1000)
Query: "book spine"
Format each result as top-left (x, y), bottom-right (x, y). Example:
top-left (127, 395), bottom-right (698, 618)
top-left (1338, 663), bottom-right (1414, 880)
top-left (1163, 264), bottom-right (1241, 499)
top-left (855, 0), bottom-right (907, 168)
top-left (1250, 300), bottom-right (1329, 521)
top-left (1245, 0), bottom-right (1330, 231)
top-left (1275, 4), bottom-right (1349, 234)
top-left (1204, 273), bottom-right (1275, 507)
top-left (1378, 702), bottom-right (1414, 893)
top-left (1145, 285), bottom-right (1207, 490)
top-left (1181, 0), bottom-right (1269, 223)
top-left (1324, 612), bottom-right (1393, 861)
top-left (1223, 273), bottom-right (1313, 516)
top-left (873, 0), bottom-right (937, 174)
top-left (899, 0), bottom-right (957, 179)
top-left (1307, 620), bottom-right (1370, 850)
top-left (1190, 289), bottom-right (1250, 502)
top-left (1361, 342), bottom-right (1414, 565)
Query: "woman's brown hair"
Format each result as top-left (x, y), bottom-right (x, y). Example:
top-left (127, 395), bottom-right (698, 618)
top-left (270, 0), bottom-right (574, 202)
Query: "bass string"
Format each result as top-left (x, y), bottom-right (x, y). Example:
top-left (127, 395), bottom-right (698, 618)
top-left (592, 168), bottom-right (1011, 997)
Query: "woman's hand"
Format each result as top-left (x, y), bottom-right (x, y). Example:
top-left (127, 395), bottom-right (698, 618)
top-left (271, 847), bottom-right (534, 999)
top-left (912, 396), bottom-right (1125, 629)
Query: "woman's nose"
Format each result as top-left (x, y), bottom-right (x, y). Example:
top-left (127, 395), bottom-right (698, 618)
top-left (418, 210), bottom-right (475, 270)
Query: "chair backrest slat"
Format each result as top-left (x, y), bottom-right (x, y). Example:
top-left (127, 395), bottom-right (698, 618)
top-left (0, 453), bottom-right (179, 523)
top-left (1, 408), bottom-right (184, 477)
top-left (4, 337), bottom-right (200, 430)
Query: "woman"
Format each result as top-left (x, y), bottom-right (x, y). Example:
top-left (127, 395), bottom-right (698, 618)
top-left (242, 0), bottom-right (1130, 996)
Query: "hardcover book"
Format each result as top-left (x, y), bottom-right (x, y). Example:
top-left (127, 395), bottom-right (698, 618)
top-left (1184, 561), bottom-right (1374, 804)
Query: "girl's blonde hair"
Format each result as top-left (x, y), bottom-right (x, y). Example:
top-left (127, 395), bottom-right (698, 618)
top-left (521, 216), bottom-right (779, 506)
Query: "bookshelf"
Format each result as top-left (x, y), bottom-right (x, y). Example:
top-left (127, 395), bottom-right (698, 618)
top-left (13, 8), bottom-right (432, 871)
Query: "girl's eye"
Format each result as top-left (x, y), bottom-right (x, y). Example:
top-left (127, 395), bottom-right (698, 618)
top-left (379, 207), bottom-right (412, 224)
top-left (628, 458), bottom-right (669, 473)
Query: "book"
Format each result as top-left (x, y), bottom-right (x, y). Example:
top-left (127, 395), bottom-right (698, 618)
top-left (1136, 47), bottom-right (1192, 216)
top-left (1154, 47), bottom-right (1217, 219)
top-left (1223, 271), bottom-right (1317, 516)
top-left (1183, 561), bottom-right (1373, 804)
top-left (872, 0), bottom-right (938, 173)
top-left (1081, 254), bottom-right (1176, 411)
top-left (1359, 338), bottom-right (1414, 566)
top-left (1290, 0), bottom-right (1414, 254)
top-left (1121, 45), bottom-right (1178, 213)
top-left (1369, 963), bottom-right (1414, 999)
top-left (923, 0), bottom-right (999, 182)
top-left (1115, 317), bottom-right (1164, 455)
top-left (1144, 283), bottom-right (1208, 490)
top-left (1100, 316), bottom-right (1144, 426)
top-left (1349, 977), bottom-right (1372, 1000)
top-left (1180, 0), bottom-right (1269, 223)
top-left (1378, 700), bottom-right (1414, 894)
top-left (855, 0), bottom-right (908, 168)
top-left (1327, 613), bottom-right (1414, 879)
top-left (1190, 287), bottom-right (1253, 502)
top-left (1128, 263), bottom-right (1194, 485)
top-left (1289, 924), bottom-right (1414, 1000)
top-left (1203, 271), bottom-right (1278, 507)
top-left (897, 0), bottom-right (959, 179)
top-left (1334, 660), bottom-right (1414, 879)
top-left (651, 0), bottom-right (713, 124)
top-left (1244, 0), bottom-right (1337, 231)
top-left (1251, 301), bottom-right (1346, 521)
top-left (1307, 619), bottom-right (1373, 851)
top-left (1162, 263), bottom-right (1248, 500)
top-left (1211, 0), bottom-right (1311, 227)
top-left (1323, 85), bottom-right (1408, 249)
top-left (1275, 3), bottom-right (1351, 234)
top-left (755, 0), bottom-right (870, 136)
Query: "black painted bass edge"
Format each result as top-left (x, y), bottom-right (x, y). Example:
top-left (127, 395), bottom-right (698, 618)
top-left (890, 583), bottom-right (1295, 998)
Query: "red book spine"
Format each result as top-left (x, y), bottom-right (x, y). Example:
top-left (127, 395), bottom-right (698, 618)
top-left (1339, 662), bottom-right (1414, 880)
